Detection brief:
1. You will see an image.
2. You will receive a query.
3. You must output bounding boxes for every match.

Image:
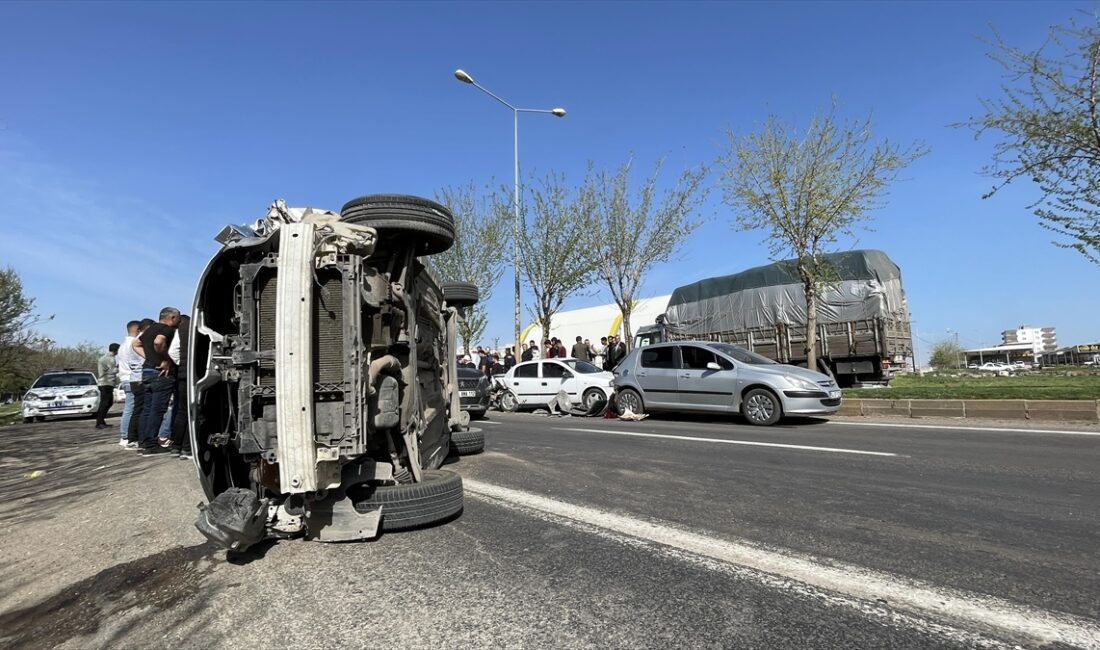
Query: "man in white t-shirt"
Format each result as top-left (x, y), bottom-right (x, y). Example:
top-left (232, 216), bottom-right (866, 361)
top-left (116, 320), bottom-right (140, 447)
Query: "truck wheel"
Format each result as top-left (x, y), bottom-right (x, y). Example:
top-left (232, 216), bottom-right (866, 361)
top-left (350, 469), bottom-right (463, 531)
top-left (616, 388), bottom-right (644, 415)
top-left (442, 282), bottom-right (479, 309)
top-left (340, 194), bottom-right (455, 256)
top-left (450, 428), bottom-right (485, 456)
top-left (742, 388), bottom-right (782, 426)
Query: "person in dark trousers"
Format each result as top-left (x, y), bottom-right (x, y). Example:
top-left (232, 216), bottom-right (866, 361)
top-left (134, 307), bottom-right (180, 457)
top-left (478, 352), bottom-right (493, 378)
top-left (126, 319), bottom-right (154, 447)
top-left (94, 343), bottom-right (120, 429)
top-left (168, 314), bottom-right (191, 458)
top-left (503, 347), bottom-right (516, 370)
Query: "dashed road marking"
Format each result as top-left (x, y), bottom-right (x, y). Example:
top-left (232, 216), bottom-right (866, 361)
top-left (465, 479), bottom-right (1100, 649)
top-left (555, 427), bottom-right (900, 457)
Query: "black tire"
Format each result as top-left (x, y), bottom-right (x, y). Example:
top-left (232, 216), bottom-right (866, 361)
top-left (349, 469), bottom-right (463, 532)
top-left (23, 417), bottom-right (33, 424)
top-left (741, 387), bottom-right (782, 426)
top-left (616, 388), bottom-right (644, 415)
top-left (450, 428), bottom-right (485, 455)
top-left (340, 194), bottom-right (455, 256)
top-left (469, 410), bottom-right (485, 421)
top-left (34, 416), bottom-right (45, 423)
top-left (582, 388), bottom-right (605, 410)
top-left (442, 282), bottom-right (479, 309)
top-left (499, 391), bottom-right (518, 412)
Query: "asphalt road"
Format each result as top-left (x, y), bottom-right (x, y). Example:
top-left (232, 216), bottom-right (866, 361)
top-left (1, 410), bottom-right (1098, 649)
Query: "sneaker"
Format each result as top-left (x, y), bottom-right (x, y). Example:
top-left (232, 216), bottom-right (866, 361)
top-left (125, 442), bottom-right (139, 449)
top-left (179, 450), bottom-right (193, 460)
top-left (118, 439), bottom-right (128, 448)
top-left (141, 446), bottom-right (172, 457)
top-left (169, 448), bottom-right (181, 457)
top-left (159, 437), bottom-right (171, 448)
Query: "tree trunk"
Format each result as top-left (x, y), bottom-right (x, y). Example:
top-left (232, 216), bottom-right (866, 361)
top-left (805, 282), bottom-right (818, 371)
top-left (621, 309), bottom-right (633, 352)
top-left (539, 313), bottom-right (553, 347)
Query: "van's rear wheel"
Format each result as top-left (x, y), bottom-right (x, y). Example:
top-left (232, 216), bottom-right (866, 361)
top-left (742, 388), bottom-right (781, 426)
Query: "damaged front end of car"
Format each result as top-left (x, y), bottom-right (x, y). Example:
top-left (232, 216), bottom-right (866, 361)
top-left (188, 196), bottom-right (472, 551)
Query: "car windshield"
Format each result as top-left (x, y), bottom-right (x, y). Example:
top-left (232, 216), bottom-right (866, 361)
top-left (32, 373), bottom-right (96, 388)
top-left (706, 343), bottom-right (778, 365)
top-left (562, 359), bottom-right (603, 374)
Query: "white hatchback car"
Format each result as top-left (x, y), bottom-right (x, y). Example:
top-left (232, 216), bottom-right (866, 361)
top-left (22, 369), bottom-right (101, 423)
top-left (500, 358), bottom-right (614, 411)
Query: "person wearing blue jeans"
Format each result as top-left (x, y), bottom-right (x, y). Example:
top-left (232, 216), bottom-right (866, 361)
top-left (117, 320), bottom-right (141, 446)
top-left (133, 307), bottom-right (180, 457)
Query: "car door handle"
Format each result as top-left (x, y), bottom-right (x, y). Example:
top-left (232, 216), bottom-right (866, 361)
top-left (636, 372), bottom-right (647, 378)
top-left (541, 382), bottom-right (548, 386)
top-left (680, 373), bottom-right (691, 378)
top-left (512, 382), bottom-right (519, 386)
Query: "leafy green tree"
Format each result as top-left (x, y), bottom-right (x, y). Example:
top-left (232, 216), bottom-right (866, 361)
top-left (929, 339), bottom-right (964, 370)
top-left (433, 182), bottom-right (511, 354)
top-left (0, 267), bottom-right (47, 390)
top-left (959, 18), bottom-right (1100, 264)
top-left (718, 103), bottom-right (927, 371)
top-left (512, 171), bottom-right (600, 344)
top-left (589, 157), bottom-right (709, 349)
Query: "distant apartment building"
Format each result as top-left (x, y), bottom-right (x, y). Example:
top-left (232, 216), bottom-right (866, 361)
top-left (1001, 325), bottom-right (1057, 355)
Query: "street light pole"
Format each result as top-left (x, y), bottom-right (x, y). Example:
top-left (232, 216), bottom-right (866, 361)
top-left (454, 69), bottom-right (565, 358)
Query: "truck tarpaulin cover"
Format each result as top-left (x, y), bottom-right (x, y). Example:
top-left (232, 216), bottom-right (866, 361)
top-left (664, 250), bottom-right (908, 336)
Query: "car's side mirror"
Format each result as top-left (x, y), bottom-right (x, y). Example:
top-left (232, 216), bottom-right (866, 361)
top-left (706, 362), bottom-right (721, 371)
top-left (561, 371), bottom-right (573, 379)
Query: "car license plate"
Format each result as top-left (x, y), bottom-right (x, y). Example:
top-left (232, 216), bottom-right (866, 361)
top-left (50, 400), bottom-right (74, 408)
top-left (829, 390), bottom-right (841, 399)
top-left (459, 391), bottom-right (476, 398)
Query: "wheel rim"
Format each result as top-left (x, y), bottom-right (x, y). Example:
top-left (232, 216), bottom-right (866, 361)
top-left (501, 392), bottom-right (517, 411)
top-left (583, 390), bottom-right (600, 409)
top-left (619, 391), bottom-right (639, 413)
top-left (746, 393), bottom-right (774, 422)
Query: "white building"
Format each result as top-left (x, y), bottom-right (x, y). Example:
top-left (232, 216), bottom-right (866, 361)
top-left (520, 295), bottom-right (672, 350)
top-left (1001, 325), bottom-right (1057, 355)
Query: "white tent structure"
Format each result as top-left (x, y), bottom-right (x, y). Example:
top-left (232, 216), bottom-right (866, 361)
top-left (520, 295), bottom-right (672, 348)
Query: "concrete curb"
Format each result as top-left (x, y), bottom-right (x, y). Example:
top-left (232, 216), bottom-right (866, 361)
top-left (839, 399), bottom-right (1100, 423)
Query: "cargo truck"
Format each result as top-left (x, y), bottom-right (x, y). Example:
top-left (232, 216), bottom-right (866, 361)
top-left (634, 250), bottom-right (912, 387)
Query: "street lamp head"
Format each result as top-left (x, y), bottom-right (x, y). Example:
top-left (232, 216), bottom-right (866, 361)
top-left (551, 107), bottom-right (566, 117)
top-left (454, 69), bottom-right (474, 84)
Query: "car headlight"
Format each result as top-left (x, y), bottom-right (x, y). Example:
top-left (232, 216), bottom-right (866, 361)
top-left (24, 392), bottom-right (42, 401)
top-left (82, 389), bottom-right (99, 398)
top-left (788, 376), bottom-right (820, 391)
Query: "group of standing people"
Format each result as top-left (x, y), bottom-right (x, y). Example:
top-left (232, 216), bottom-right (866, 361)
top-left (512, 334), bottom-right (630, 370)
top-left (96, 307), bottom-right (192, 459)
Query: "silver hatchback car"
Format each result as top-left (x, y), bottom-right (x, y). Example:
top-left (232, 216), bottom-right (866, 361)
top-left (612, 341), bottom-right (841, 425)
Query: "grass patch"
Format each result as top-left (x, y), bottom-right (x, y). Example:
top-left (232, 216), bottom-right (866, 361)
top-left (844, 372), bottom-right (1100, 400)
top-left (0, 403), bottom-right (23, 426)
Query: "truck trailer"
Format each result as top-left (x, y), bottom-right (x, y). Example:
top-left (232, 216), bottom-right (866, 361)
top-left (634, 250), bottom-right (912, 387)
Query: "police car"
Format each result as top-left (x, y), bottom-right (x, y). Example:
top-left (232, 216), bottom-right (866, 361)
top-left (22, 369), bottom-right (100, 423)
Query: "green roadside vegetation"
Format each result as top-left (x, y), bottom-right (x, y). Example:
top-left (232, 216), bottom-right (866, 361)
top-left (0, 403), bottom-right (22, 426)
top-left (844, 370), bottom-right (1100, 401)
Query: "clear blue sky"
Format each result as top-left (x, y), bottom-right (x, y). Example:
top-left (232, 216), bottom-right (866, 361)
top-left (2, 1), bottom-right (1098, 359)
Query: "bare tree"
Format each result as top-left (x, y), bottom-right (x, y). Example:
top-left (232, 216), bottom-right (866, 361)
top-left (433, 182), bottom-right (510, 354)
top-left (958, 18), bottom-right (1100, 264)
top-left (718, 104), bottom-right (927, 371)
top-left (513, 171), bottom-right (599, 343)
top-left (589, 157), bottom-right (708, 348)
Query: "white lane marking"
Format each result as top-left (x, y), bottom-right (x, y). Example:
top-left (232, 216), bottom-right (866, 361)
top-left (555, 427), bottom-right (899, 457)
top-left (479, 420), bottom-right (502, 425)
top-left (465, 480), bottom-right (1100, 649)
top-left (829, 420), bottom-right (1100, 436)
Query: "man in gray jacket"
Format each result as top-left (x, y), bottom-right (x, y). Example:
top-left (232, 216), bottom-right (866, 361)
top-left (95, 343), bottom-right (120, 429)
